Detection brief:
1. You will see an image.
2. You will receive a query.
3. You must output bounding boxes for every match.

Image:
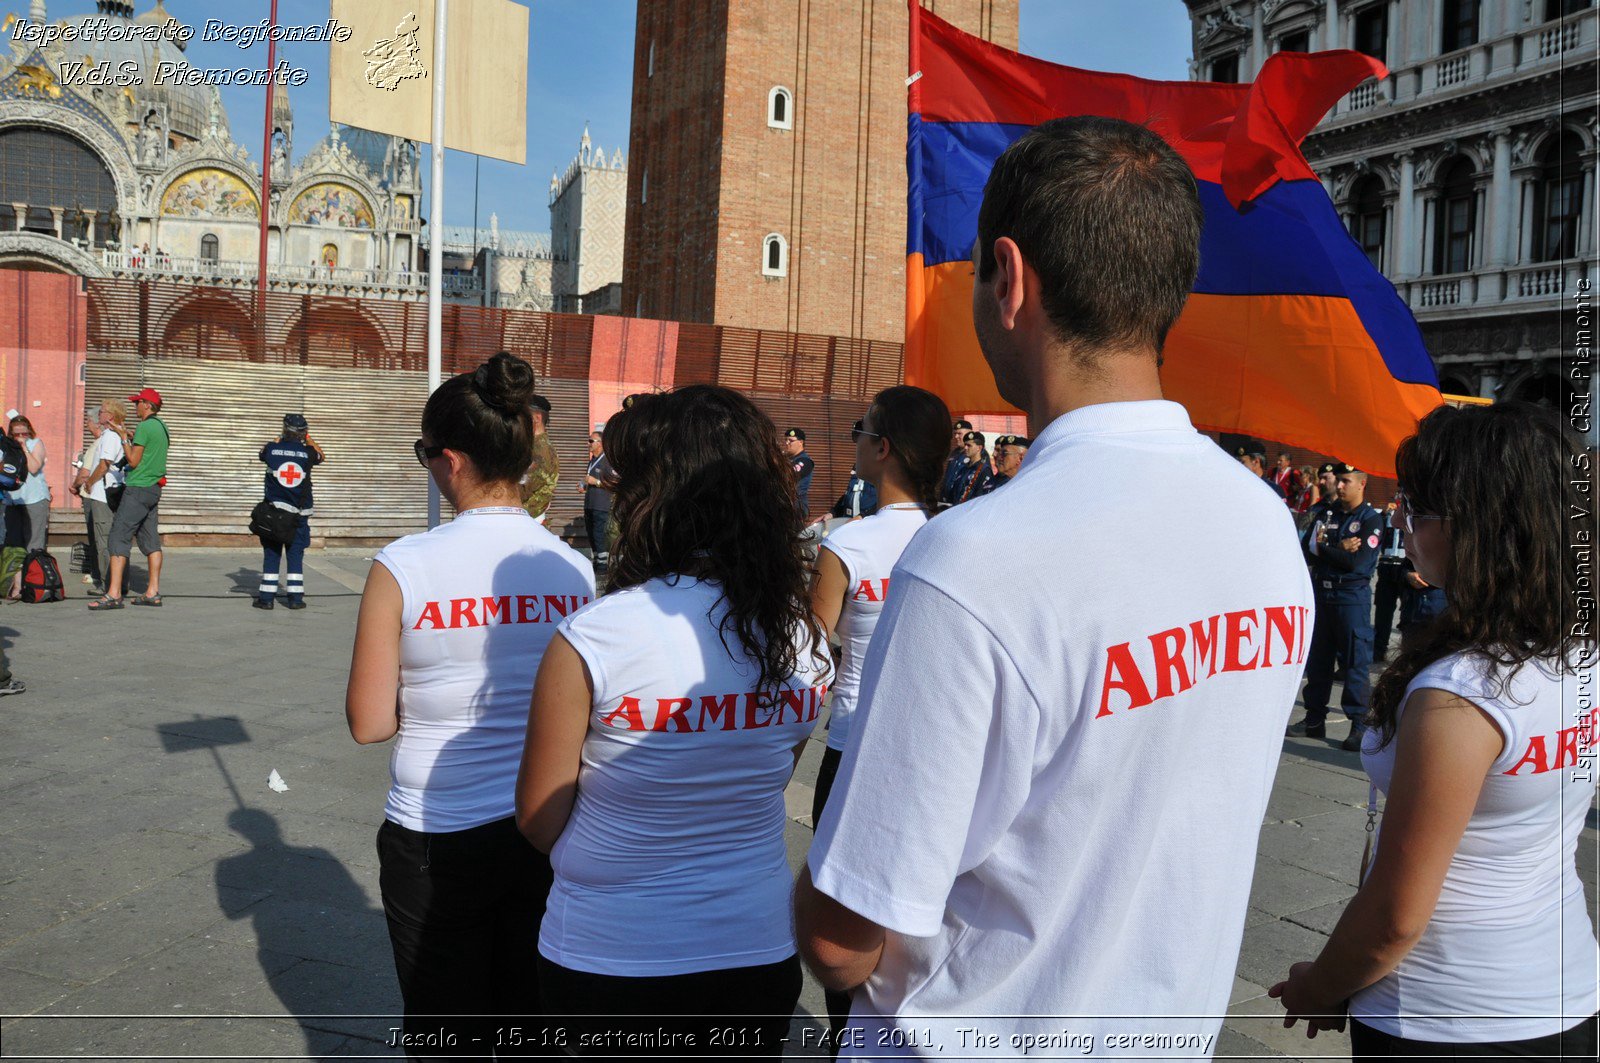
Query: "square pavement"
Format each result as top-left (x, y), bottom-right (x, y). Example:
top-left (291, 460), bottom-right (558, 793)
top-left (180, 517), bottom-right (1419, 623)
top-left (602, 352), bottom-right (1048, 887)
top-left (2, 549), bottom-right (1594, 1060)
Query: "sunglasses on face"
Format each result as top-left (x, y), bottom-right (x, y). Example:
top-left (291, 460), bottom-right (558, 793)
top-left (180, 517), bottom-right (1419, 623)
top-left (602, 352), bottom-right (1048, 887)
top-left (413, 439), bottom-right (445, 468)
top-left (851, 420), bottom-right (884, 443)
top-left (1393, 491), bottom-right (1443, 535)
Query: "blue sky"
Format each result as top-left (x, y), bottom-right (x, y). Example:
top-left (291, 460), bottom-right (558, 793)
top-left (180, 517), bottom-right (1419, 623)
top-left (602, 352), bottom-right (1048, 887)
top-left (22, 0), bottom-right (1194, 235)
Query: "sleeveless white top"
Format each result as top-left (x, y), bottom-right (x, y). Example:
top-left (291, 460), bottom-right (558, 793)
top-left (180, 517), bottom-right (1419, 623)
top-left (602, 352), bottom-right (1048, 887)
top-left (1354, 649), bottom-right (1599, 1041)
top-left (542, 575), bottom-right (834, 975)
top-left (374, 509), bottom-right (596, 832)
top-left (819, 506), bottom-right (929, 751)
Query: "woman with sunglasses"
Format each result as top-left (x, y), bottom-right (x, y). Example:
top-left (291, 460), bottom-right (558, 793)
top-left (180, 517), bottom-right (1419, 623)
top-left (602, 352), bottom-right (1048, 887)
top-left (1271, 401), bottom-right (1597, 1059)
top-left (807, 385), bottom-right (951, 1038)
top-left (516, 385), bottom-right (832, 1056)
top-left (346, 351), bottom-right (595, 1056)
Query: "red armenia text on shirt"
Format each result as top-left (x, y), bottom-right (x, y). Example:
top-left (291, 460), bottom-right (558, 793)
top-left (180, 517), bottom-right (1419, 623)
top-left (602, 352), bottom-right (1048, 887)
top-left (412, 593), bottom-right (593, 630)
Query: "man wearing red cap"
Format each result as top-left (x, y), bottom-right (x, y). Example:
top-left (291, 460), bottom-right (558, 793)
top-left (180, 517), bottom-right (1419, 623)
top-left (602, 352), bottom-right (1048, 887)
top-left (91, 388), bottom-right (169, 609)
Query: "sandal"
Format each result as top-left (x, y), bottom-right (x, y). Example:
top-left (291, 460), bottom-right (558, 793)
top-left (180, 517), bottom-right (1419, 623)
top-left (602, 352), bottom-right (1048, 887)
top-left (88, 595), bottom-right (125, 611)
top-left (130, 593), bottom-right (163, 607)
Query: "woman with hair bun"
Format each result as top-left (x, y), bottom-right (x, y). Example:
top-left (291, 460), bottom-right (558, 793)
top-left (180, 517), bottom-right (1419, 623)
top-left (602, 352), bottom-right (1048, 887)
top-left (516, 384), bottom-right (832, 1056)
top-left (806, 384), bottom-right (950, 1038)
top-left (346, 351), bottom-right (595, 1057)
top-left (1272, 401), bottom-right (1598, 1059)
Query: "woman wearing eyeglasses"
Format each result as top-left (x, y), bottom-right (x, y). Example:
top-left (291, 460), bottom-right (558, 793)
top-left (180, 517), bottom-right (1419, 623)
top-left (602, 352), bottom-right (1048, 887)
top-left (807, 385), bottom-right (952, 1039)
top-left (346, 351), bottom-right (595, 1057)
top-left (1271, 401), bottom-right (1597, 1060)
top-left (4, 416), bottom-right (51, 600)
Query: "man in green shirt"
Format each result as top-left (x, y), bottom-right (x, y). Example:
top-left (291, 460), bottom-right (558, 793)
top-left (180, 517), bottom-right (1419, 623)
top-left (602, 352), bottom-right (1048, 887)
top-left (91, 387), bottom-right (170, 610)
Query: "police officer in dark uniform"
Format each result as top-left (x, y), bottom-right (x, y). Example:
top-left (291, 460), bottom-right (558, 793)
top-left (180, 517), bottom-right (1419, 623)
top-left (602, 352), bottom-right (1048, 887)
top-left (941, 430), bottom-right (993, 507)
top-left (977, 434), bottom-right (1030, 496)
top-left (1297, 461), bottom-right (1338, 548)
top-left (1372, 504), bottom-right (1407, 659)
top-left (255, 414), bottom-right (324, 610)
top-left (939, 419), bottom-right (974, 502)
top-left (1288, 462), bottom-right (1384, 750)
top-left (782, 427), bottom-right (814, 518)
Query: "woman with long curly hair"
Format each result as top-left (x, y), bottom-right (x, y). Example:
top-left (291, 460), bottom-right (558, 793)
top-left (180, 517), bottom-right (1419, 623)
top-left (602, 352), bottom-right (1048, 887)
top-left (1271, 401), bottom-right (1597, 1059)
top-left (516, 384), bottom-right (833, 1056)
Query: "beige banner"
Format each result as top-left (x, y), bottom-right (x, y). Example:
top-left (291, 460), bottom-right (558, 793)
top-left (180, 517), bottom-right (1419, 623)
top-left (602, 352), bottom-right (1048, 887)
top-left (329, 0), bottom-right (528, 165)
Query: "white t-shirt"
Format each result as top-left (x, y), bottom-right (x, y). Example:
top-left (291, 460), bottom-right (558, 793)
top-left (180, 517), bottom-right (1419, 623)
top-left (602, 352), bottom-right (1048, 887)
top-left (808, 400), bottom-right (1315, 1059)
top-left (85, 428), bottom-right (125, 504)
top-left (375, 509), bottom-right (596, 832)
top-left (543, 575), bottom-right (834, 976)
top-left (820, 506), bottom-right (929, 752)
top-left (1353, 650), bottom-right (1600, 1041)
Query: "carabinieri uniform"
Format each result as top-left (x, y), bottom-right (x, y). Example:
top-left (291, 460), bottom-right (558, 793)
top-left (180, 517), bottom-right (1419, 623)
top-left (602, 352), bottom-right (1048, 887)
top-left (1300, 496), bottom-right (1384, 732)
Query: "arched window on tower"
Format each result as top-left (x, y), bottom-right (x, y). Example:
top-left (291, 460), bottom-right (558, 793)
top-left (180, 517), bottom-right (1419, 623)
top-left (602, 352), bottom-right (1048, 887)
top-left (763, 233), bottom-right (788, 277)
top-left (768, 86), bottom-right (793, 130)
top-left (1349, 176), bottom-right (1386, 271)
top-left (1535, 132), bottom-right (1583, 262)
top-left (200, 233), bottom-right (219, 262)
top-left (1432, 158), bottom-right (1476, 275)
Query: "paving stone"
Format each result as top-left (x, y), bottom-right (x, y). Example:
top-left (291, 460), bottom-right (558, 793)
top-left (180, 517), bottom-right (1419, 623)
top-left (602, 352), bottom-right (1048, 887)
top-left (1256, 811), bottom-right (1372, 888)
top-left (0, 875), bottom-right (266, 984)
top-left (1226, 990), bottom-right (1352, 1062)
top-left (0, 964), bottom-right (78, 1015)
top-left (42, 936), bottom-right (303, 1016)
top-left (205, 896), bottom-right (392, 971)
top-left (1233, 918), bottom-right (1335, 993)
top-left (1246, 859), bottom-right (1355, 919)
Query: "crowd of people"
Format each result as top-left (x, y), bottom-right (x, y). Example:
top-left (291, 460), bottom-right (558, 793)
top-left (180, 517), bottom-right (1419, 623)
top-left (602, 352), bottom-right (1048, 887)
top-left (2, 114), bottom-right (1590, 1062)
top-left (326, 114), bottom-right (1595, 1063)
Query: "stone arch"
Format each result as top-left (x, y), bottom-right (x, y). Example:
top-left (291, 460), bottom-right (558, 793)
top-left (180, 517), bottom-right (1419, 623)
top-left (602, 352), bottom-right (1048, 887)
top-left (0, 232), bottom-right (108, 275)
top-left (1524, 120), bottom-right (1597, 164)
top-left (282, 298), bottom-right (392, 366)
top-left (157, 288), bottom-right (257, 360)
top-left (283, 178), bottom-right (379, 230)
top-left (157, 159), bottom-right (262, 221)
top-left (0, 103), bottom-right (139, 217)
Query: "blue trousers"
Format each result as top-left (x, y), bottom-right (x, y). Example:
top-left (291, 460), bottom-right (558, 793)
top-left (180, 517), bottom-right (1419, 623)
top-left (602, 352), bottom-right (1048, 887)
top-left (259, 520), bottom-right (310, 603)
top-left (1302, 583), bottom-right (1374, 725)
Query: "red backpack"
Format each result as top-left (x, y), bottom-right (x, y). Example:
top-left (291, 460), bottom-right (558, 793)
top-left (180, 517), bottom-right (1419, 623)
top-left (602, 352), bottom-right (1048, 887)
top-left (20, 550), bottom-right (64, 604)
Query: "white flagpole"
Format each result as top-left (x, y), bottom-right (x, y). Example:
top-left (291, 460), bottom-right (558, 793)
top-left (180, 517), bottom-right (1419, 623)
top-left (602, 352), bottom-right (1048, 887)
top-left (426, 0), bottom-right (448, 528)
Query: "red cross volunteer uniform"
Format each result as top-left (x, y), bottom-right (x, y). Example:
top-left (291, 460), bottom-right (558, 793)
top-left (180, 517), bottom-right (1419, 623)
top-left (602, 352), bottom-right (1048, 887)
top-left (1354, 650), bottom-right (1600, 1042)
top-left (809, 400), bottom-right (1315, 1059)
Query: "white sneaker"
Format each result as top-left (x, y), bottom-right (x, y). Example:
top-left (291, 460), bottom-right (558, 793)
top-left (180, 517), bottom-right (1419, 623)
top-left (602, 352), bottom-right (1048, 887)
top-left (81, 574), bottom-right (97, 585)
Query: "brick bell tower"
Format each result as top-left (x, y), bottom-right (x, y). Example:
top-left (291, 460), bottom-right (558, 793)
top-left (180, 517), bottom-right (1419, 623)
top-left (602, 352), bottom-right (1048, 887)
top-left (622, 0), bottom-right (1017, 344)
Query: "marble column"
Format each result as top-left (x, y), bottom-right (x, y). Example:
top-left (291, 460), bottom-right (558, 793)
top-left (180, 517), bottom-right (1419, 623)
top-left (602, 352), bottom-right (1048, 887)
top-left (1517, 173), bottom-right (1539, 261)
top-left (1579, 164), bottom-right (1596, 257)
top-left (1397, 152), bottom-right (1417, 277)
top-left (1325, 0), bottom-right (1341, 49)
top-left (1489, 133), bottom-right (1513, 266)
top-left (1251, 5), bottom-right (1266, 78)
top-left (50, 207), bottom-right (63, 239)
top-left (11, 203), bottom-right (26, 231)
top-left (85, 210), bottom-right (96, 248)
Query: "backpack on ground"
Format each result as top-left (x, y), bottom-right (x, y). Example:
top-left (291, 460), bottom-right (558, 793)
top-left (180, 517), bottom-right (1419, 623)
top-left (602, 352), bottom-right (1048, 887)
top-left (20, 550), bottom-right (64, 604)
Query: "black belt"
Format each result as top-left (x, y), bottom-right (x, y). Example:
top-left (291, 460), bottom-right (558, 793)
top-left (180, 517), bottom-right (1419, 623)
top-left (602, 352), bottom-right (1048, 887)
top-left (1318, 577), bottom-right (1370, 590)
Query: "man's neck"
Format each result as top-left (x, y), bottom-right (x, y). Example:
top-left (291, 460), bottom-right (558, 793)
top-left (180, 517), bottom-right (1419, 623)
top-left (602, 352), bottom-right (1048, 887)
top-left (1025, 343), bottom-right (1164, 428)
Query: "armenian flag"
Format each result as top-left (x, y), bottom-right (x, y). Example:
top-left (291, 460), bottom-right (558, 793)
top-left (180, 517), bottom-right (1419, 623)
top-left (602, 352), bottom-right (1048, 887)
top-left (905, 3), bottom-right (1442, 476)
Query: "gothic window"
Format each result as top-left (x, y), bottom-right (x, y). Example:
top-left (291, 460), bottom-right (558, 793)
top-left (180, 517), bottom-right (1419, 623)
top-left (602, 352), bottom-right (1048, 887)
top-left (200, 233), bottom-right (219, 262)
top-left (768, 86), bottom-right (793, 130)
top-left (1208, 54), bottom-right (1239, 83)
top-left (763, 233), bottom-right (788, 277)
top-left (1349, 176), bottom-right (1386, 270)
top-left (1441, 0), bottom-right (1479, 52)
top-left (1546, 0), bottom-right (1592, 19)
top-left (1433, 159), bottom-right (1476, 274)
top-left (0, 127), bottom-right (117, 248)
top-left (1278, 29), bottom-right (1311, 53)
top-left (1535, 132), bottom-right (1584, 262)
top-left (1353, 5), bottom-right (1387, 62)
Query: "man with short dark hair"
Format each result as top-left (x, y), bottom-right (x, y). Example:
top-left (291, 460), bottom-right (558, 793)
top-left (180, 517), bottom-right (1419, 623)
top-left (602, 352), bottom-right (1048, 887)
top-left (781, 427), bottom-right (814, 517)
top-left (795, 116), bottom-right (1313, 1053)
top-left (579, 430), bottom-right (615, 569)
top-left (520, 394), bottom-right (559, 522)
top-left (940, 430), bottom-right (992, 505)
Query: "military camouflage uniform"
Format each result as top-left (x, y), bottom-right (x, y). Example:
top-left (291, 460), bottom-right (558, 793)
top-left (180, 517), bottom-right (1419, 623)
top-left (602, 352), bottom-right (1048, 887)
top-left (521, 433), bottom-right (560, 519)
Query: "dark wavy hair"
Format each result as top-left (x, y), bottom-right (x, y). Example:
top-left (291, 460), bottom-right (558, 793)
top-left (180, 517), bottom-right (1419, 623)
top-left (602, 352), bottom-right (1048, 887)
top-left (421, 351), bottom-right (537, 484)
top-left (867, 386), bottom-right (953, 509)
top-left (603, 385), bottom-right (828, 693)
top-left (1369, 401), bottom-right (1595, 748)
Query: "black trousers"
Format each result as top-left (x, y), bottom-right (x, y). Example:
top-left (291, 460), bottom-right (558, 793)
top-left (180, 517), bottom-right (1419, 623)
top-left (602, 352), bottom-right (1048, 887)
top-left (1351, 1014), bottom-right (1596, 1062)
top-left (809, 745), bottom-right (855, 1050)
top-left (583, 508), bottom-right (610, 560)
top-left (1373, 563), bottom-right (1405, 656)
top-left (377, 816), bottom-right (555, 1060)
top-left (537, 953), bottom-right (801, 1060)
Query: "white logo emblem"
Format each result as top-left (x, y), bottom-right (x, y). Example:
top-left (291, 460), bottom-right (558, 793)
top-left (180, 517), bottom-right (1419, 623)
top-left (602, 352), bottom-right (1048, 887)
top-left (363, 13), bottom-right (428, 92)
top-left (274, 461), bottom-right (306, 489)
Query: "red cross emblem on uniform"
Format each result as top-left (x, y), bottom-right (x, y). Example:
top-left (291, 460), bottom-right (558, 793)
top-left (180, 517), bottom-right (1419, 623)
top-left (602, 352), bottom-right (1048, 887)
top-left (275, 462), bottom-right (305, 487)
